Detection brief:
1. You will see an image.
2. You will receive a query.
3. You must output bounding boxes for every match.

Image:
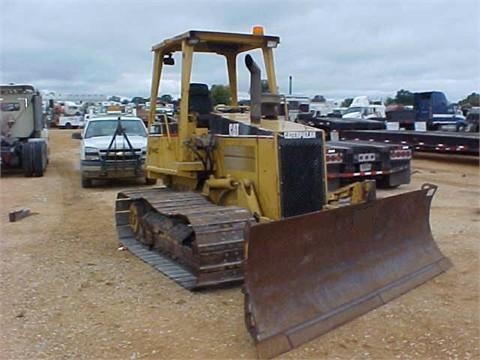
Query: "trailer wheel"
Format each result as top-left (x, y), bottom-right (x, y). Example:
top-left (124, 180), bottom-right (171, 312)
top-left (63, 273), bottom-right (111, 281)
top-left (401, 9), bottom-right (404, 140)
top-left (22, 142), bottom-right (34, 177)
top-left (32, 141), bottom-right (45, 177)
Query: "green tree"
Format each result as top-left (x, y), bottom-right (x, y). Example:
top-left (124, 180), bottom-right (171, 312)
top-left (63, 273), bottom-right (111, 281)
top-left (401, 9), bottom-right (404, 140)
top-left (341, 98), bottom-right (353, 108)
top-left (311, 95), bottom-right (326, 103)
top-left (384, 97), bottom-right (396, 106)
top-left (392, 89), bottom-right (414, 106)
top-left (260, 79), bottom-right (279, 93)
top-left (131, 96), bottom-right (146, 104)
top-left (159, 94), bottom-right (173, 103)
top-left (210, 84), bottom-right (231, 106)
top-left (458, 92), bottom-right (480, 107)
top-left (108, 95), bottom-right (121, 103)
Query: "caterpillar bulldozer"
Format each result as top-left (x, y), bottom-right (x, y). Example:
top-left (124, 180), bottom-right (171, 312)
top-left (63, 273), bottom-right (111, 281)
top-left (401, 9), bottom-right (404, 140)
top-left (114, 28), bottom-right (451, 358)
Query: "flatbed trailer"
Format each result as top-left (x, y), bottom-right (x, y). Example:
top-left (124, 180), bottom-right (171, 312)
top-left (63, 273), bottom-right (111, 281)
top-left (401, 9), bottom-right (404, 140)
top-left (295, 115), bottom-right (412, 189)
top-left (296, 114), bottom-right (385, 140)
top-left (325, 139), bottom-right (411, 190)
top-left (340, 130), bottom-right (479, 156)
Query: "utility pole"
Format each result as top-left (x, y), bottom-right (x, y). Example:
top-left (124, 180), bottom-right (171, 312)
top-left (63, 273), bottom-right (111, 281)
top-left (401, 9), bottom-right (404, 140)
top-left (289, 75), bottom-right (292, 95)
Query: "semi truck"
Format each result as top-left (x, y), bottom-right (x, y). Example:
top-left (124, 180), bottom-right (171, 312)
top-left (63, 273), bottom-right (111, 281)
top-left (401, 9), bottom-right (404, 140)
top-left (415, 91), bottom-right (467, 131)
top-left (0, 84), bottom-right (49, 176)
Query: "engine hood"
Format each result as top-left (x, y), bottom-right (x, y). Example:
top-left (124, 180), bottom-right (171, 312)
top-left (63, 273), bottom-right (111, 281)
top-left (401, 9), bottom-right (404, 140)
top-left (83, 135), bottom-right (147, 150)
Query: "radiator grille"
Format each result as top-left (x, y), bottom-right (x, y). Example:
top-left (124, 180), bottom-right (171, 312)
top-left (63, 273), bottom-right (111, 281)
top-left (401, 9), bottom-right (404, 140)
top-left (278, 136), bottom-right (326, 218)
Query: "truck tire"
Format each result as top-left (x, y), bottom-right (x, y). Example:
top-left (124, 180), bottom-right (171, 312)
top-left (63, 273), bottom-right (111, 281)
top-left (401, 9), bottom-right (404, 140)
top-left (145, 177), bottom-right (157, 185)
top-left (327, 178), bottom-right (341, 191)
top-left (378, 176), bottom-right (399, 189)
top-left (81, 176), bottom-right (92, 188)
top-left (32, 141), bottom-right (45, 177)
top-left (65, 122), bottom-right (72, 129)
top-left (378, 169), bottom-right (410, 189)
top-left (22, 142), bottom-right (34, 177)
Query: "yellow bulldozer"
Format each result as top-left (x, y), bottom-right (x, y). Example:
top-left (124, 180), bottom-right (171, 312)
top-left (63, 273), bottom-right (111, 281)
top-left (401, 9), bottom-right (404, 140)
top-left (114, 28), bottom-right (451, 358)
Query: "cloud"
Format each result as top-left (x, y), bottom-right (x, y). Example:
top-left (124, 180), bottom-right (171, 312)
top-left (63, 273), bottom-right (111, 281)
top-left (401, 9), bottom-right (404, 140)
top-left (1, 0), bottom-right (478, 102)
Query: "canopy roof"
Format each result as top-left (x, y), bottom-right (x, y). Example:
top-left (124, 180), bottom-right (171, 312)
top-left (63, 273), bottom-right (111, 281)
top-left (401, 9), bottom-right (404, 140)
top-left (151, 30), bottom-right (280, 55)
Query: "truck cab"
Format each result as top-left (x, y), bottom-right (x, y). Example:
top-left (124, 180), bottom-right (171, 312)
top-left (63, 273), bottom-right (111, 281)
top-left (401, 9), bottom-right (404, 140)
top-left (414, 91), bottom-right (467, 131)
top-left (342, 96), bottom-right (386, 120)
top-left (0, 84), bottom-right (49, 176)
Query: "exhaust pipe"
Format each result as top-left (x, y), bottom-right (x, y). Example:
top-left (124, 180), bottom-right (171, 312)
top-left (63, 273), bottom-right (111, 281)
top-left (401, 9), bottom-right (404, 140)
top-left (245, 54), bottom-right (261, 124)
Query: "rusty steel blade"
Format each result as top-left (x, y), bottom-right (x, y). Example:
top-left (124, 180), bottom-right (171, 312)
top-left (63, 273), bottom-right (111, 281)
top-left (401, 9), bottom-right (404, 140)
top-left (243, 184), bottom-right (452, 359)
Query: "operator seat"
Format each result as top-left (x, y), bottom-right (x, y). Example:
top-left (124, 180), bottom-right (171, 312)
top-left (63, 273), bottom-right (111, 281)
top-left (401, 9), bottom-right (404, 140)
top-left (188, 83), bottom-right (212, 127)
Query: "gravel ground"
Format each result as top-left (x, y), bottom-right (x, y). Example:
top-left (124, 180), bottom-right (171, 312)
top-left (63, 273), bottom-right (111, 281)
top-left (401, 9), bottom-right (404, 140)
top-left (0, 129), bottom-right (478, 359)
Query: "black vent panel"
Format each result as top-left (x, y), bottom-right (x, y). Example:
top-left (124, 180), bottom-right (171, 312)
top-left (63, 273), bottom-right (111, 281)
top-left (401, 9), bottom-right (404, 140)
top-left (278, 136), bottom-right (326, 218)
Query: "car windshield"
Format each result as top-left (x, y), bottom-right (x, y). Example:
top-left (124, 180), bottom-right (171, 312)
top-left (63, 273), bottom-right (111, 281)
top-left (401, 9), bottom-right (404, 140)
top-left (344, 107), bottom-right (363, 115)
top-left (84, 119), bottom-right (147, 138)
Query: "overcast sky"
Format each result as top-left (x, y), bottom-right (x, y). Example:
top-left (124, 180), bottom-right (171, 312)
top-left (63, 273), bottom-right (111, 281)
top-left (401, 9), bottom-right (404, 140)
top-left (1, 0), bottom-right (479, 102)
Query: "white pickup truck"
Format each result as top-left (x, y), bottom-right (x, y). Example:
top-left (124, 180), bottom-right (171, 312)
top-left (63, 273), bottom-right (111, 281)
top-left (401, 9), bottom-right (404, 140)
top-left (73, 115), bottom-right (155, 187)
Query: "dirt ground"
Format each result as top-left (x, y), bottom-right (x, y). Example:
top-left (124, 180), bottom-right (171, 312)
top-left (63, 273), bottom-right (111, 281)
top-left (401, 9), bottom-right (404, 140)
top-left (1, 129), bottom-right (478, 360)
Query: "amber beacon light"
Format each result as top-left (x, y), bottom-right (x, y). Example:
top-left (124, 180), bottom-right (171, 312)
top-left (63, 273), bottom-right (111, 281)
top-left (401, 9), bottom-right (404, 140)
top-left (252, 25), bottom-right (264, 35)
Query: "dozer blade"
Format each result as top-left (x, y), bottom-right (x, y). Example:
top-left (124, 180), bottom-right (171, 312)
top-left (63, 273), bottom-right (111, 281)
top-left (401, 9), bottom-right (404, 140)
top-left (243, 184), bottom-right (452, 359)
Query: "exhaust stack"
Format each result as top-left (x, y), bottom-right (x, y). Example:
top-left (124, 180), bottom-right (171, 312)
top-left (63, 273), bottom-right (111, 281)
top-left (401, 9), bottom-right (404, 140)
top-left (245, 54), bottom-right (262, 124)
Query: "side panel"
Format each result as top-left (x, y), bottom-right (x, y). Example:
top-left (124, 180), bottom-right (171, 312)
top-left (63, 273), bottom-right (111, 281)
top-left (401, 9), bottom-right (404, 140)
top-left (145, 134), bottom-right (201, 183)
top-left (214, 136), bottom-right (280, 219)
top-left (146, 135), bottom-right (178, 171)
top-left (257, 138), bottom-right (280, 220)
